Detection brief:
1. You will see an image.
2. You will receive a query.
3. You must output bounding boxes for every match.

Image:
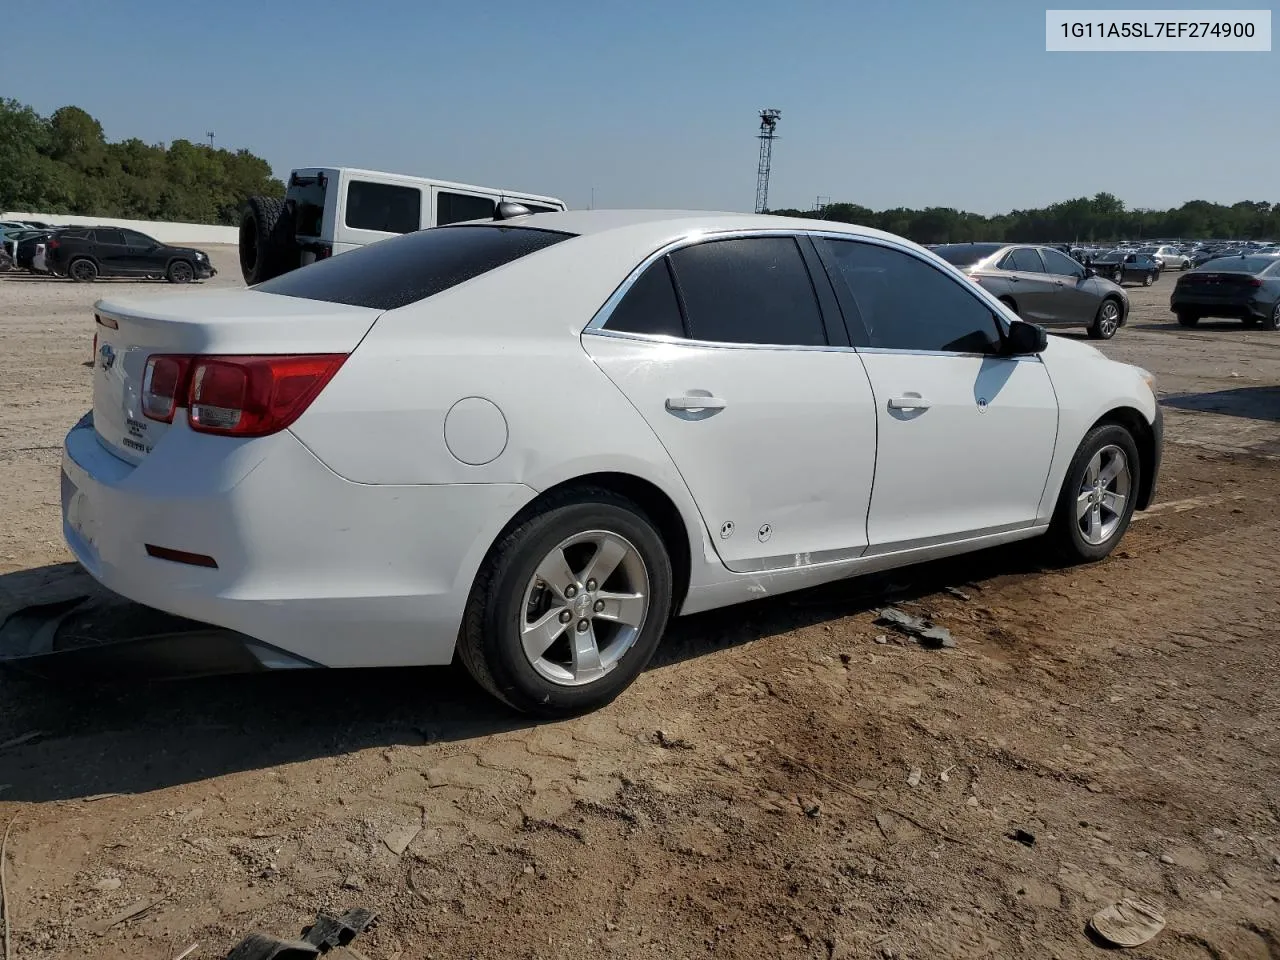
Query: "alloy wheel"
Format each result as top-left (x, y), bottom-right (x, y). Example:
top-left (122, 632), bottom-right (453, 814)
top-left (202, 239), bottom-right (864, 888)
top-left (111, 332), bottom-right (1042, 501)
top-left (519, 530), bottom-right (650, 686)
top-left (1076, 445), bottom-right (1132, 545)
top-left (1098, 301), bottom-right (1120, 337)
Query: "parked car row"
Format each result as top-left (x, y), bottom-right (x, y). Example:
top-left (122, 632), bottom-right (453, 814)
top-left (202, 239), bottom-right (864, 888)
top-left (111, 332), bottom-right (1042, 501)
top-left (0, 223), bottom-right (215, 283)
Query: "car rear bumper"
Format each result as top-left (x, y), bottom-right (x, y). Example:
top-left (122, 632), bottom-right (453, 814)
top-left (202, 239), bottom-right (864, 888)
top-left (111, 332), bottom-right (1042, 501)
top-left (60, 413), bottom-right (536, 669)
top-left (1170, 293), bottom-right (1268, 318)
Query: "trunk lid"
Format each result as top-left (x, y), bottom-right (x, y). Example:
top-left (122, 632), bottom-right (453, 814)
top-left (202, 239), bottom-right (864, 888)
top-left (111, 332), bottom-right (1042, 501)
top-left (91, 289), bottom-right (380, 464)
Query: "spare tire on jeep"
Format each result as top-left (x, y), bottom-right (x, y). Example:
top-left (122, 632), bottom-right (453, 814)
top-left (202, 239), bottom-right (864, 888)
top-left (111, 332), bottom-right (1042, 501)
top-left (239, 195), bottom-right (299, 285)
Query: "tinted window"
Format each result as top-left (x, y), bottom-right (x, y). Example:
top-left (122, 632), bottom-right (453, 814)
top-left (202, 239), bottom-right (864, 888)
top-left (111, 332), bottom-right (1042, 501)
top-left (255, 225), bottom-right (574, 310)
top-left (521, 203), bottom-right (560, 214)
top-left (931, 243), bottom-right (1006, 268)
top-left (819, 239), bottom-right (1000, 353)
top-left (345, 180), bottom-right (422, 234)
top-left (1004, 248), bottom-right (1045, 272)
top-left (122, 230), bottom-right (157, 246)
top-left (437, 192), bottom-right (497, 226)
top-left (667, 237), bottom-right (826, 346)
top-left (1201, 256), bottom-right (1273, 273)
top-left (1040, 248), bottom-right (1084, 276)
top-left (288, 174), bottom-right (327, 237)
top-left (604, 258), bottom-right (685, 338)
top-left (93, 229), bottom-right (127, 245)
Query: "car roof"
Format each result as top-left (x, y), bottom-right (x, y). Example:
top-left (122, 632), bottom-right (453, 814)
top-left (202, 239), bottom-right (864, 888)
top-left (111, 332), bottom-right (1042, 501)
top-left (495, 208), bottom-right (923, 248)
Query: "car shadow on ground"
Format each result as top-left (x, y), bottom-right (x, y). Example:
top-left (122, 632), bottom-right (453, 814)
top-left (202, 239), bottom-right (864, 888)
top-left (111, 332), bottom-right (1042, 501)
top-left (0, 542), bottom-right (1050, 802)
top-left (1160, 385), bottom-right (1280, 423)
top-left (1127, 320), bottom-right (1251, 333)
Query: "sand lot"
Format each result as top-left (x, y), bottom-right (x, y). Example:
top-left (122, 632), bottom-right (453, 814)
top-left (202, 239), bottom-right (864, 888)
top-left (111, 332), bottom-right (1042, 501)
top-left (0, 248), bottom-right (1277, 959)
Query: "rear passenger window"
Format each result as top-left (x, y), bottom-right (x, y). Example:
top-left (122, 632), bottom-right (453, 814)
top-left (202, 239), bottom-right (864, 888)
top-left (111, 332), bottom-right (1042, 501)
top-left (667, 237), bottom-right (826, 346)
top-left (94, 229), bottom-right (126, 245)
top-left (604, 258), bottom-right (686, 338)
top-left (1004, 248), bottom-right (1045, 272)
top-left (819, 239), bottom-right (1000, 353)
top-left (345, 180), bottom-right (422, 234)
top-left (436, 192), bottom-right (497, 226)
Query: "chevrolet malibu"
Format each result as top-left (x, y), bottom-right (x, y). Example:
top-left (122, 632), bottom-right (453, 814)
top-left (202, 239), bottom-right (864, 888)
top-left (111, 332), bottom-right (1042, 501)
top-left (63, 211), bottom-right (1162, 715)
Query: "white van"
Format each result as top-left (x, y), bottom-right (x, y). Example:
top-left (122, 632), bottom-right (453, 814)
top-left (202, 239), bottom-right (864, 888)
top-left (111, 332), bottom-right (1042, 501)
top-left (239, 166), bottom-right (566, 284)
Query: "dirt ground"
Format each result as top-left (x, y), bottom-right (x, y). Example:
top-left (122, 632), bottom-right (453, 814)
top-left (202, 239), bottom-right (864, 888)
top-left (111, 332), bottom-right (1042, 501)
top-left (0, 250), bottom-right (1277, 960)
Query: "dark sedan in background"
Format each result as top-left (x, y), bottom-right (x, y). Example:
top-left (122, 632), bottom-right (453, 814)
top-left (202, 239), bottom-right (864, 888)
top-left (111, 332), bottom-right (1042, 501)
top-left (46, 227), bottom-right (216, 282)
top-left (933, 242), bottom-right (1129, 339)
top-left (1171, 256), bottom-right (1280, 329)
top-left (1087, 251), bottom-right (1162, 286)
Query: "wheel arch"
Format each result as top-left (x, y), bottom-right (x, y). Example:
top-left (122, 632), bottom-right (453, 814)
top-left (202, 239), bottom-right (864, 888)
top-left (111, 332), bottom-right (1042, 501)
top-left (477, 471), bottom-right (695, 615)
top-left (1091, 406), bottom-right (1157, 509)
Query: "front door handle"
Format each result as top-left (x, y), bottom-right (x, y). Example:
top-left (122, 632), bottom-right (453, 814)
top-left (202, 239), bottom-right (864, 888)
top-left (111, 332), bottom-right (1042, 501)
top-left (887, 396), bottom-right (932, 411)
top-left (666, 394), bottom-right (727, 411)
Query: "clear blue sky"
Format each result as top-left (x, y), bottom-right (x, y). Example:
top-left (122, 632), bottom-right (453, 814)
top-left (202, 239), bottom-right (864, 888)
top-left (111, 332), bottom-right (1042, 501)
top-left (5, 0), bottom-right (1275, 214)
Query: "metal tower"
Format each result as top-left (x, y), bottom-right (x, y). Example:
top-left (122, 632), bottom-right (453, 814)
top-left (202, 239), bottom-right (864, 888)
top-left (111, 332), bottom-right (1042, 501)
top-left (754, 109), bottom-right (782, 214)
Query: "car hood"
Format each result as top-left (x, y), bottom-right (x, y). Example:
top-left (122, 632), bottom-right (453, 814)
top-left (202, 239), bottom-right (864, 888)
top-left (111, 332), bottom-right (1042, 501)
top-left (1038, 331), bottom-right (1107, 363)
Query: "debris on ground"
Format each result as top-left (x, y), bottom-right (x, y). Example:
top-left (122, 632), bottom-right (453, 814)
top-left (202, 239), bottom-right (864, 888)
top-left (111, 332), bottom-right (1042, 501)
top-left (224, 907), bottom-right (376, 959)
top-left (1088, 898), bottom-right (1166, 948)
top-left (0, 731), bottom-right (43, 751)
top-left (906, 767), bottom-right (922, 788)
top-left (1008, 829), bottom-right (1036, 847)
top-left (944, 587), bottom-right (972, 601)
top-left (875, 608), bottom-right (956, 649)
top-left (93, 895), bottom-right (169, 935)
top-left (652, 729), bottom-right (694, 750)
top-left (381, 821), bottom-right (422, 857)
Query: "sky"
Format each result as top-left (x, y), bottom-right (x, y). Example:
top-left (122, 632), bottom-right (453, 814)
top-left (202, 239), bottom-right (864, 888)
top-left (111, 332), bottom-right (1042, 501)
top-left (4, 0), bottom-right (1275, 215)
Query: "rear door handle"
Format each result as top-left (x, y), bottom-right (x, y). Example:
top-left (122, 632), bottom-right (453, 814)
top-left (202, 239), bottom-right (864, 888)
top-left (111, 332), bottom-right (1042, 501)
top-left (666, 395), bottom-right (727, 411)
top-left (887, 396), bottom-right (932, 411)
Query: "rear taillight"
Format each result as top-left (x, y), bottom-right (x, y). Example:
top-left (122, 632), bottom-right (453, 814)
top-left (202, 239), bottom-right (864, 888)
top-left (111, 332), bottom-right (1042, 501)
top-left (48, 238), bottom-right (59, 250)
top-left (142, 355), bottom-right (193, 423)
top-left (142, 354), bottom-right (346, 436)
top-left (316, 244), bottom-right (333, 260)
top-left (1249, 277), bottom-right (1263, 287)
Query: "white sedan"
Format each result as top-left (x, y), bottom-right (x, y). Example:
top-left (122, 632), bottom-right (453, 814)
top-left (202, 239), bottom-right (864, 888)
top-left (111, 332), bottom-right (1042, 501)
top-left (63, 210), bottom-right (1162, 715)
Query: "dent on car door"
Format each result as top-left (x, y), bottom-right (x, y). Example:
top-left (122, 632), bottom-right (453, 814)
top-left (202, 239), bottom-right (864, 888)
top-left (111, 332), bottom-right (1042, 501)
top-left (814, 237), bottom-right (1059, 550)
top-left (581, 234), bottom-right (879, 572)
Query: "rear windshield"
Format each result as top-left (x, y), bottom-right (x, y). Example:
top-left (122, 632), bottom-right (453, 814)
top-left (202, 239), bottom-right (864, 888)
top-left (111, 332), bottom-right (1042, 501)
top-left (254, 224), bottom-right (576, 310)
top-left (288, 174), bottom-right (328, 237)
top-left (931, 243), bottom-right (1005, 268)
top-left (1198, 256), bottom-right (1273, 273)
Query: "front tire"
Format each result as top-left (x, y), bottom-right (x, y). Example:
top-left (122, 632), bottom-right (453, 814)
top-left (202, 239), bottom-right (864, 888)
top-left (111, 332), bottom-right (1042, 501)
top-left (1175, 311), bottom-right (1199, 328)
top-left (1264, 302), bottom-right (1280, 331)
top-left (458, 489), bottom-right (674, 716)
top-left (1089, 298), bottom-right (1122, 339)
top-left (68, 258), bottom-right (98, 282)
top-left (166, 260), bottom-right (194, 283)
top-left (1143, 271), bottom-right (1155, 286)
top-left (1047, 423), bottom-right (1141, 563)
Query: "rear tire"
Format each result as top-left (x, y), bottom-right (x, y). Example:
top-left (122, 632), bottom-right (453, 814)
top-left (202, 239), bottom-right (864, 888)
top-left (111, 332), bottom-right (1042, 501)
top-left (1089, 298), bottom-right (1122, 340)
top-left (1175, 311), bottom-right (1199, 328)
top-left (1047, 423), bottom-right (1141, 564)
top-left (68, 258), bottom-right (98, 282)
top-left (238, 195), bottom-right (298, 285)
top-left (458, 489), bottom-right (674, 717)
top-left (166, 260), bottom-right (194, 283)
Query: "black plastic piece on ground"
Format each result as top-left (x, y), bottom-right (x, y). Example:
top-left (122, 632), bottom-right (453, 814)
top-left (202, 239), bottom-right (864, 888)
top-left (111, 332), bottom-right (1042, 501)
top-left (224, 932), bottom-right (319, 960)
top-left (302, 907), bottom-right (377, 948)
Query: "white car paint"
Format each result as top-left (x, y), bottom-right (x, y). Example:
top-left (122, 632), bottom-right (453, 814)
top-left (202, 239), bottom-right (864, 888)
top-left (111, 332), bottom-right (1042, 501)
top-left (62, 210), bottom-right (1160, 677)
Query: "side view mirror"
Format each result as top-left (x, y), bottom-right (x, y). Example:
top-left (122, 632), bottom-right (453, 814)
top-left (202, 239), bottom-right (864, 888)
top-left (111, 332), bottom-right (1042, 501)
top-left (1004, 318), bottom-right (1049, 355)
top-left (1084, 267), bottom-right (1096, 278)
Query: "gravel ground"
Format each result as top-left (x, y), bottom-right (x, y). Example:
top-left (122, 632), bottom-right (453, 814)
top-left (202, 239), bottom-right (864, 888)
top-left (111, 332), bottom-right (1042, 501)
top-left (0, 249), bottom-right (1277, 960)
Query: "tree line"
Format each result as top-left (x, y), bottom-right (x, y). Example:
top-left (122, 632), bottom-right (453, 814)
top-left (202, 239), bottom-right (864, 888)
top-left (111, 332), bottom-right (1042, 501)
top-left (0, 99), bottom-right (283, 225)
top-left (769, 193), bottom-right (1280, 244)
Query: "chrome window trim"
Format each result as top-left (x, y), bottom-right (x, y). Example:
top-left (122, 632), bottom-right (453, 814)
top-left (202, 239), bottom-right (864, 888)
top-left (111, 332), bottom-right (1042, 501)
top-left (582, 227), bottom-right (1030, 357)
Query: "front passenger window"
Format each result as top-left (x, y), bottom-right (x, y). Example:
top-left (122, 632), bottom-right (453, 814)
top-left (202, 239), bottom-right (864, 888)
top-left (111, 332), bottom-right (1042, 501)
top-left (818, 239), bottom-right (1001, 354)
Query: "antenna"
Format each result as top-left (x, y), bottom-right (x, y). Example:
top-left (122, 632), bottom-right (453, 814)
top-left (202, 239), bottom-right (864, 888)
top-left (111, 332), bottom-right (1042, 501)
top-left (206, 131), bottom-right (215, 147)
top-left (754, 109), bottom-right (782, 214)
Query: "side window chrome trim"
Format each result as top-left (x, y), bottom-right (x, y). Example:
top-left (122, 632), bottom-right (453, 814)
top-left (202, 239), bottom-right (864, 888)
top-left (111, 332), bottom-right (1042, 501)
top-left (582, 325), bottom-right (861, 353)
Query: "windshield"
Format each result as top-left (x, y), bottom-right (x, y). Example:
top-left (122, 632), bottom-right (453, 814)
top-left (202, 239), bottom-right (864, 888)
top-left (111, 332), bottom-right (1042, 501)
top-left (255, 224), bottom-right (576, 310)
top-left (931, 243), bottom-right (1005, 268)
